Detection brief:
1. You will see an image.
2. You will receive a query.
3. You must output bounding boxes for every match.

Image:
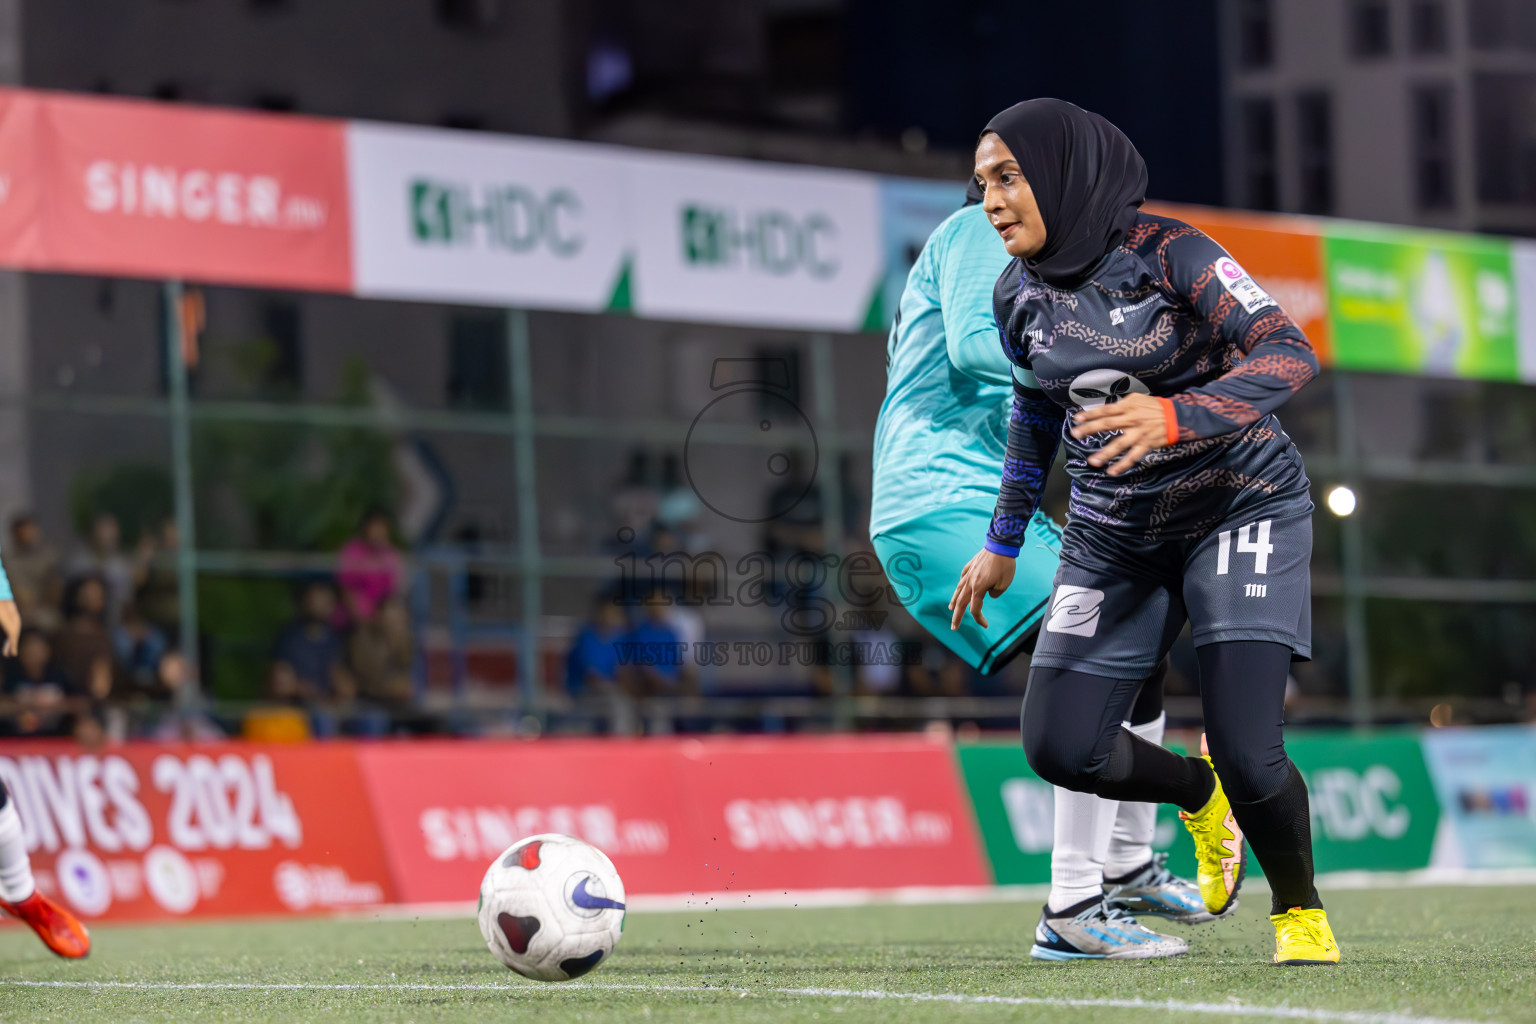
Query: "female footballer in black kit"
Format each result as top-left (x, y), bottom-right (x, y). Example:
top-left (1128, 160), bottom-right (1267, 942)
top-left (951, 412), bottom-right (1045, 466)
top-left (949, 99), bottom-right (1339, 966)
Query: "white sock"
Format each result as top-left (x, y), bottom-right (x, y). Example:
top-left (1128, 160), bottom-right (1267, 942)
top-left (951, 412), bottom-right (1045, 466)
top-left (1047, 785), bottom-right (1117, 913)
top-left (1104, 712), bottom-right (1166, 880)
top-left (0, 790), bottom-right (35, 903)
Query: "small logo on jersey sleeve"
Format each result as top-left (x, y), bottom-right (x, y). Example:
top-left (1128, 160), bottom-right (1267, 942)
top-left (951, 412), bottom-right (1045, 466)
top-left (1045, 585), bottom-right (1105, 637)
top-left (1213, 257), bottom-right (1277, 314)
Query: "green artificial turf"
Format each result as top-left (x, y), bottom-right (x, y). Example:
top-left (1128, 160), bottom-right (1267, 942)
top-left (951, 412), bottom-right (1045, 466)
top-left (1, 885), bottom-right (1532, 1023)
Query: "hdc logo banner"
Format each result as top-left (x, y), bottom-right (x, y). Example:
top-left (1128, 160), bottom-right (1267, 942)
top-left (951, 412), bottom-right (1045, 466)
top-left (627, 152), bottom-right (884, 330)
top-left (346, 122), bottom-right (630, 310)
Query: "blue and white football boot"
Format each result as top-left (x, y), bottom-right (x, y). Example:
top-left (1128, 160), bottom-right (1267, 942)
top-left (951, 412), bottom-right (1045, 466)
top-left (1104, 853), bottom-right (1227, 924)
top-left (1029, 896), bottom-right (1189, 960)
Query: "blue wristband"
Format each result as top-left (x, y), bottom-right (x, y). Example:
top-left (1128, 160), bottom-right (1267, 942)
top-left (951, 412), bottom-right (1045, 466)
top-left (984, 538), bottom-right (1020, 558)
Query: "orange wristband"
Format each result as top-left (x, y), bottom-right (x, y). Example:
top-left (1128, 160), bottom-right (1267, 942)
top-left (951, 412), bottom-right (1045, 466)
top-left (1156, 397), bottom-right (1179, 447)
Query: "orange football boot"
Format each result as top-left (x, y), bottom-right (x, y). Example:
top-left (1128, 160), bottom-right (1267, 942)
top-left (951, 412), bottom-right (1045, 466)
top-left (1, 890), bottom-right (91, 958)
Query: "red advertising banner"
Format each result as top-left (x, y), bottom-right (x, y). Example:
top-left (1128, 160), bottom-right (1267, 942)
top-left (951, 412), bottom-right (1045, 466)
top-left (675, 735), bottom-right (989, 891)
top-left (0, 90), bottom-right (44, 267)
top-left (354, 740), bottom-right (692, 902)
top-left (0, 744), bottom-right (394, 922)
top-left (355, 736), bottom-right (987, 903)
top-left (0, 88), bottom-right (352, 291)
top-left (0, 737), bottom-right (987, 922)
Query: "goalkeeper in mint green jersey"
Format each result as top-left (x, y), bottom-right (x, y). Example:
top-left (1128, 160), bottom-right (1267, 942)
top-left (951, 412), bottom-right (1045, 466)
top-left (871, 189), bottom-right (1212, 960)
top-left (871, 194), bottom-right (1059, 674)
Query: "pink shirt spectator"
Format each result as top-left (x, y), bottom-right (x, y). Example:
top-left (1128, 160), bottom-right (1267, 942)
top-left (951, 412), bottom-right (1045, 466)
top-left (336, 538), bottom-right (402, 627)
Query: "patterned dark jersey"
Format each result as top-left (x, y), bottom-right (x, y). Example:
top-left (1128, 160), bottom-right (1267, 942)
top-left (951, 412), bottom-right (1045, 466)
top-left (985, 211), bottom-right (1318, 551)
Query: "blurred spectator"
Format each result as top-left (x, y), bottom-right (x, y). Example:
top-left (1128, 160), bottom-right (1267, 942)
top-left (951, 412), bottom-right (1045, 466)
top-left (0, 629), bottom-right (77, 737)
top-left (148, 651), bottom-right (225, 742)
top-left (612, 448), bottom-right (657, 540)
top-left (134, 518), bottom-right (182, 643)
top-left (336, 509), bottom-right (403, 629)
top-left (852, 622), bottom-right (905, 697)
top-left (763, 453), bottom-right (824, 560)
top-left (904, 633), bottom-right (973, 698)
top-left (6, 514), bottom-right (64, 635)
top-left (656, 453), bottom-right (703, 541)
top-left (113, 604), bottom-right (168, 694)
top-left (348, 595), bottom-right (415, 711)
top-left (619, 590), bottom-right (692, 696)
top-left (565, 596), bottom-right (627, 697)
top-left (648, 524), bottom-right (707, 667)
top-left (65, 512), bottom-right (137, 627)
top-left (271, 580), bottom-right (355, 707)
top-left (55, 576), bottom-right (115, 699)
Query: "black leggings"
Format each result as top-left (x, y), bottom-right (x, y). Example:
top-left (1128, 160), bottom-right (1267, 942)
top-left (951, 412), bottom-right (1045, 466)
top-left (1022, 640), bottom-right (1318, 912)
top-left (1023, 641), bottom-right (1289, 804)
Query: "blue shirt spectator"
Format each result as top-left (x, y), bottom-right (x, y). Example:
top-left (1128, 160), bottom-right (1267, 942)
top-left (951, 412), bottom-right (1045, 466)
top-left (619, 591), bottom-right (688, 695)
top-left (566, 599), bottom-right (627, 696)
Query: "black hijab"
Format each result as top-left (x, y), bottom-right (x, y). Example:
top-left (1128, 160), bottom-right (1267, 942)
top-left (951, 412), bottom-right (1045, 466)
top-left (980, 99), bottom-right (1147, 288)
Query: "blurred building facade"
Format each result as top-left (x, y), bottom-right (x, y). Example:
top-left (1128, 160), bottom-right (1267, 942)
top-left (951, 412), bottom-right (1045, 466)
top-left (1221, 0), bottom-right (1536, 234)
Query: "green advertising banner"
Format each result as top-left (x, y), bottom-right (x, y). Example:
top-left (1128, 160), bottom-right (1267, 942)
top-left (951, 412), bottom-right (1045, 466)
top-left (954, 740), bottom-right (1187, 886)
top-left (1324, 225), bottom-right (1520, 381)
top-left (1289, 731), bottom-right (1440, 874)
top-left (955, 730), bottom-right (1439, 885)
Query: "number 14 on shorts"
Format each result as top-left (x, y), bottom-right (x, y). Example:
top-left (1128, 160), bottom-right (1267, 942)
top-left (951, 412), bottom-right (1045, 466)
top-left (1216, 519), bottom-right (1273, 575)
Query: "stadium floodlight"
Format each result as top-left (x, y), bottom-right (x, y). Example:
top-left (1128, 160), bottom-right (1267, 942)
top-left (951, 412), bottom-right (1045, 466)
top-left (1325, 485), bottom-right (1357, 517)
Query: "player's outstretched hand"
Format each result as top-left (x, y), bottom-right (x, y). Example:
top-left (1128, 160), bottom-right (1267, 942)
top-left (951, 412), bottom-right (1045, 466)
top-left (1070, 392), bottom-right (1169, 476)
top-left (949, 549), bottom-right (1016, 631)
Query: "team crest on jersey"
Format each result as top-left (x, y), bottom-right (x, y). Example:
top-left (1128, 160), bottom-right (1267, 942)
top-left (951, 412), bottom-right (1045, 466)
top-left (1067, 369), bottom-right (1151, 409)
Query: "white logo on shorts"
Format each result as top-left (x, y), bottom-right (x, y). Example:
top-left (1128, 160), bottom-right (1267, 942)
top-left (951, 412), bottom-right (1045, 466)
top-left (1046, 585), bottom-right (1105, 637)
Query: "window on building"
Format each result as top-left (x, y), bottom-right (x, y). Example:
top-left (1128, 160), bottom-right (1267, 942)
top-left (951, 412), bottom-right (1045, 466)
top-left (1412, 84), bottom-right (1456, 209)
top-left (1473, 72), bottom-right (1536, 202)
top-left (1237, 0), bottom-right (1274, 69)
top-left (1240, 96), bottom-right (1280, 211)
top-left (260, 301), bottom-right (303, 394)
top-left (766, 11), bottom-right (842, 96)
top-left (436, 0), bottom-right (504, 32)
top-left (253, 94), bottom-right (297, 113)
top-left (1410, 1), bottom-right (1449, 53)
top-left (1350, 0), bottom-right (1393, 57)
top-left (447, 312), bottom-right (509, 411)
top-left (1296, 91), bottom-right (1334, 214)
top-left (1468, 0), bottom-right (1536, 51)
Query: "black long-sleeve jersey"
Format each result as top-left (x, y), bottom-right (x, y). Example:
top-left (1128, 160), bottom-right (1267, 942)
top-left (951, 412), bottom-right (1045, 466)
top-left (985, 212), bottom-right (1319, 552)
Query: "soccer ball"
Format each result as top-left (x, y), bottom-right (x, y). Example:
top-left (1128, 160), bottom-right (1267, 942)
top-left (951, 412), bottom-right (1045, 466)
top-left (477, 833), bottom-right (627, 981)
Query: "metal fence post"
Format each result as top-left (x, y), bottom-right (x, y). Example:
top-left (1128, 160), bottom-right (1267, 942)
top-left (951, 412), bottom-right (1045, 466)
top-left (810, 334), bottom-right (853, 728)
top-left (1334, 373), bottom-right (1372, 726)
top-left (507, 308), bottom-right (543, 716)
top-left (164, 281), bottom-right (201, 705)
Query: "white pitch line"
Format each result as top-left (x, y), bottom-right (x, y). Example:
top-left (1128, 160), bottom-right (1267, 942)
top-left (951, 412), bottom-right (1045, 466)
top-left (0, 979), bottom-right (1496, 1024)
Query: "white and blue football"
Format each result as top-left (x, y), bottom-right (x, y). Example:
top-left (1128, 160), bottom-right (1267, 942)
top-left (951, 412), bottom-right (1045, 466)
top-left (477, 833), bottom-right (627, 981)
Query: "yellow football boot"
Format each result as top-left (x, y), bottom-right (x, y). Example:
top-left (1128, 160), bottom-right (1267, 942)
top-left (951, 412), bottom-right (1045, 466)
top-left (1178, 755), bottom-right (1245, 916)
top-left (1271, 907), bottom-right (1340, 965)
